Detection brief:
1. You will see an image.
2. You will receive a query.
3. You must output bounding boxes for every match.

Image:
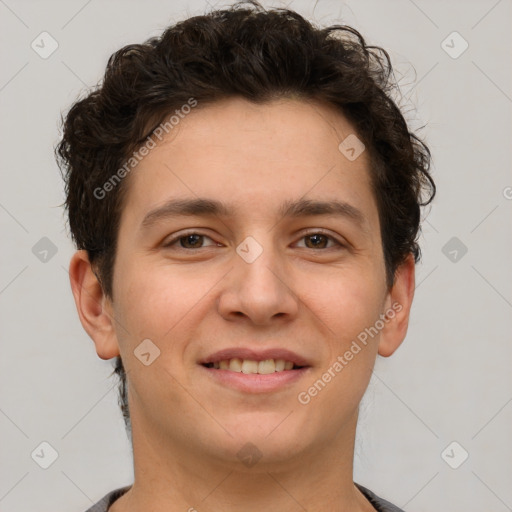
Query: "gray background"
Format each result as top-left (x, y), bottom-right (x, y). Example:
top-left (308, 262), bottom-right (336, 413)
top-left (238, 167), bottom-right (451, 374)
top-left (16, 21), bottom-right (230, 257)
top-left (0, 0), bottom-right (511, 511)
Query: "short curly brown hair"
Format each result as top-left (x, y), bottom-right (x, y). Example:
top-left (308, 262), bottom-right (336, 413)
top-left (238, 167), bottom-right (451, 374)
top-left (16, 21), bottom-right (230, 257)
top-left (56, 0), bottom-right (435, 434)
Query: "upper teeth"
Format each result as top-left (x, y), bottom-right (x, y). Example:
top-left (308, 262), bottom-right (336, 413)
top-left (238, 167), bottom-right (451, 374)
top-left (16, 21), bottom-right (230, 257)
top-left (212, 358), bottom-right (295, 374)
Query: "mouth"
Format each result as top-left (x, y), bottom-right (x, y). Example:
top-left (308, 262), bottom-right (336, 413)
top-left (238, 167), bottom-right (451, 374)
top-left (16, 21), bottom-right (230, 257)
top-left (202, 358), bottom-right (305, 374)
top-left (199, 348), bottom-right (311, 393)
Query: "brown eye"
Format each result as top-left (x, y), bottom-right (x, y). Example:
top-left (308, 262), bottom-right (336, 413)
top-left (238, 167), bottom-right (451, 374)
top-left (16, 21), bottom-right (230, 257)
top-left (179, 234), bottom-right (205, 248)
top-left (303, 234), bottom-right (331, 249)
top-left (163, 232), bottom-right (218, 250)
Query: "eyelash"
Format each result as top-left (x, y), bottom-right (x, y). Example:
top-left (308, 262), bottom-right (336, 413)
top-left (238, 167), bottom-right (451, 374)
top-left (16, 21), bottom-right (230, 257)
top-left (162, 229), bottom-right (344, 250)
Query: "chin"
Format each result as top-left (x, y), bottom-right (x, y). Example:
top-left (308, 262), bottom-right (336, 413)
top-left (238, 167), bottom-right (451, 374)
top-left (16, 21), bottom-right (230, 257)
top-left (211, 413), bottom-right (312, 465)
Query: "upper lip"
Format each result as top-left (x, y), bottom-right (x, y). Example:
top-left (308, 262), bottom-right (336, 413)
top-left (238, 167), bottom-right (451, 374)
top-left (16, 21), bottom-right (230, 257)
top-left (200, 348), bottom-right (310, 367)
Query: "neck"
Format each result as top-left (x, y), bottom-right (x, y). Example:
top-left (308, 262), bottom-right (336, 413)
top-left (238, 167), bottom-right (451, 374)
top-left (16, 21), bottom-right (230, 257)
top-left (110, 411), bottom-right (373, 512)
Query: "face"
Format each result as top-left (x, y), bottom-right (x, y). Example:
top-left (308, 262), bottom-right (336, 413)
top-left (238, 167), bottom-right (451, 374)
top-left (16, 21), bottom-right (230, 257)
top-left (92, 97), bottom-right (411, 469)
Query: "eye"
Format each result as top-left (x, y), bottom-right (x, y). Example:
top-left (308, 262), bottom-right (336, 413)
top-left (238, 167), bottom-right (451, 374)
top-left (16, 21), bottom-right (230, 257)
top-left (163, 232), bottom-right (219, 249)
top-left (295, 231), bottom-right (342, 249)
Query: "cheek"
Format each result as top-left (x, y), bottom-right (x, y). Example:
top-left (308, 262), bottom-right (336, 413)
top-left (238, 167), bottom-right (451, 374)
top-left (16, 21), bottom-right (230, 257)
top-left (296, 275), bottom-right (383, 424)
top-left (299, 267), bottom-right (385, 342)
top-left (112, 262), bottom-right (218, 350)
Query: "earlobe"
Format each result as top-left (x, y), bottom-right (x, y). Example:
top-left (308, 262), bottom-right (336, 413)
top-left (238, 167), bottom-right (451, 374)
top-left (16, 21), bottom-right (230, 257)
top-left (68, 250), bottom-right (120, 360)
top-left (378, 254), bottom-right (416, 357)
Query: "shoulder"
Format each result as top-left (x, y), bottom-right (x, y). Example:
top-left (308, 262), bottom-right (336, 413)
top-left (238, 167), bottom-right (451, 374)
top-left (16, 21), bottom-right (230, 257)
top-left (82, 486), bottom-right (131, 512)
top-left (355, 483), bottom-right (405, 512)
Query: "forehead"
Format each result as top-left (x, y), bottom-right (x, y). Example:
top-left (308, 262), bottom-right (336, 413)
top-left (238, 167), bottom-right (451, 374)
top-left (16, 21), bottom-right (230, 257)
top-left (120, 97), bottom-right (377, 228)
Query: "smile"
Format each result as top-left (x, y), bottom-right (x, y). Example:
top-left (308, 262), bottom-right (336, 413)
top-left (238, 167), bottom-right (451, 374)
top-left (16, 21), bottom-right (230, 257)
top-left (202, 358), bottom-right (303, 374)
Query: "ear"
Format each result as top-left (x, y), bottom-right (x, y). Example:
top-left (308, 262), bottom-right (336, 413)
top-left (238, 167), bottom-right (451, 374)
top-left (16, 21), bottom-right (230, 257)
top-left (378, 254), bottom-right (415, 357)
top-left (68, 250), bottom-right (120, 360)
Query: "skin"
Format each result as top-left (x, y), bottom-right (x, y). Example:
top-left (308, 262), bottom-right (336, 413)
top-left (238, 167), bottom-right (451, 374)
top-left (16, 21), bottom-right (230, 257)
top-left (70, 97), bottom-right (415, 512)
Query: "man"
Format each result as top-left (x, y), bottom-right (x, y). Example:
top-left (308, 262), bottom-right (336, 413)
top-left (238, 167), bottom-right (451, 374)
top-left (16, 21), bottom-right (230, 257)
top-left (56, 2), bottom-right (435, 511)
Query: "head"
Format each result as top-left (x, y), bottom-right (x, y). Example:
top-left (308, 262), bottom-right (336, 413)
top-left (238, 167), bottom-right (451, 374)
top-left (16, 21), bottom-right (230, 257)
top-left (57, 1), bottom-right (434, 458)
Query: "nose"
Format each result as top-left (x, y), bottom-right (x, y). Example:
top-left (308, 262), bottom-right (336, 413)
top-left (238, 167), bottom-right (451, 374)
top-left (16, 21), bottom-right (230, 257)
top-left (217, 237), bottom-right (299, 326)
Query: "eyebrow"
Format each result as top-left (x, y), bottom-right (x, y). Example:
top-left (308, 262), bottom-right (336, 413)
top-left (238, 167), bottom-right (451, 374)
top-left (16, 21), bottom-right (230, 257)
top-left (141, 197), bottom-right (365, 229)
top-left (279, 198), bottom-right (365, 226)
top-left (141, 198), bottom-right (231, 228)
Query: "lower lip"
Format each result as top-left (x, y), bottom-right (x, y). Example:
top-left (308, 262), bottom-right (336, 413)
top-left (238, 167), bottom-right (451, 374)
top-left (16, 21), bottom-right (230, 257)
top-left (200, 365), bottom-right (310, 393)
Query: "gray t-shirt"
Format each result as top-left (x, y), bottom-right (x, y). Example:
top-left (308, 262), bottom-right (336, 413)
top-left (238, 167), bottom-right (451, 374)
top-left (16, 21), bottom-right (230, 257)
top-left (84, 483), bottom-right (405, 511)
